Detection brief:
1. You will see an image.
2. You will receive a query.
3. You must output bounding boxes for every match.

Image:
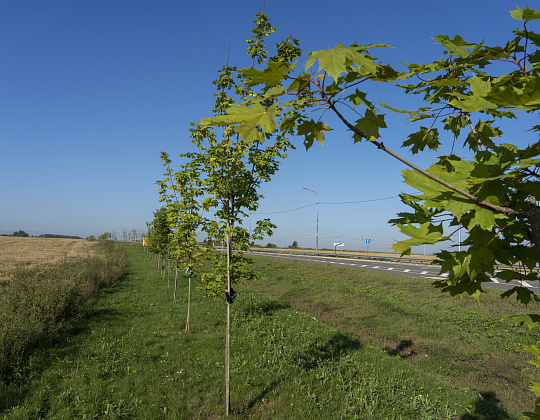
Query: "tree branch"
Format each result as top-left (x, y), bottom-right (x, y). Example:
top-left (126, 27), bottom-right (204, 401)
top-left (326, 100), bottom-right (524, 218)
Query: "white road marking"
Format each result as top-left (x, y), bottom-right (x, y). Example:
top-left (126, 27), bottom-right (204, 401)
top-left (522, 281), bottom-right (533, 287)
top-left (387, 268), bottom-right (394, 270)
top-left (404, 269), bottom-right (410, 272)
top-left (421, 271), bottom-right (428, 274)
top-left (373, 266), bottom-right (381, 269)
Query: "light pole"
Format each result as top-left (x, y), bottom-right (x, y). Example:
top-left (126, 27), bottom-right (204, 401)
top-left (303, 187), bottom-right (319, 254)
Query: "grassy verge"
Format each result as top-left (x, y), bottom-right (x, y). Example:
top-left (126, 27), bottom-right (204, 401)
top-left (0, 241), bottom-right (126, 379)
top-left (0, 244), bottom-right (526, 419)
top-left (248, 255), bottom-right (540, 417)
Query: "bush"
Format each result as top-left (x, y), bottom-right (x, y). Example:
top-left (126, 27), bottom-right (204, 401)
top-left (0, 241), bottom-right (127, 379)
top-left (265, 243), bottom-right (277, 248)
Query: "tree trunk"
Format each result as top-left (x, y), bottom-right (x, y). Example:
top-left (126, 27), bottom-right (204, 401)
top-left (527, 198), bottom-right (540, 266)
top-left (225, 228), bottom-right (231, 415)
top-left (162, 256), bottom-right (166, 283)
top-left (174, 268), bottom-right (178, 303)
top-left (167, 256), bottom-right (171, 288)
top-left (186, 253), bottom-right (192, 333)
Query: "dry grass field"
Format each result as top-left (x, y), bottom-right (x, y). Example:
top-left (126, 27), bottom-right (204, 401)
top-left (0, 236), bottom-right (94, 282)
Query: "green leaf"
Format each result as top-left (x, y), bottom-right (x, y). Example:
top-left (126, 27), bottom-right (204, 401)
top-left (464, 120), bottom-right (501, 151)
top-left (306, 43), bottom-right (377, 82)
top-left (297, 119), bottom-right (332, 150)
top-left (433, 35), bottom-right (470, 58)
top-left (347, 89), bottom-right (374, 109)
top-left (470, 75), bottom-right (492, 97)
top-left (510, 6), bottom-right (540, 21)
top-left (448, 95), bottom-right (498, 112)
top-left (510, 314), bottom-right (540, 329)
top-left (501, 287), bottom-right (540, 305)
top-left (380, 103), bottom-right (432, 118)
top-left (497, 270), bottom-right (538, 283)
top-left (241, 61), bottom-right (292, 89)
top-left (403, 127), bottom-right (440, 154)
top-left (199, 103), bottom-right (278, 142)
top-left (353, 109), bottom-right (386, 142)
top-left (524, 345), bottom-right (540, 366)
top-left (443, 116), bottom-right (467, 138)
top-left (390, 220), bottom-right (448, 255)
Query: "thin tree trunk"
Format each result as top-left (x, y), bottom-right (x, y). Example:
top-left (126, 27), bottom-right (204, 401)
top-left (186, 253), bottom-right (192, 333)
top-left (162, 256), bottom-right (166, 283)
top-left (167, 256), bottom-right (171, 288)
top-left (174, 268), bottom-right (178, 303)
top-left (225, 228), bottom-right (231, 415)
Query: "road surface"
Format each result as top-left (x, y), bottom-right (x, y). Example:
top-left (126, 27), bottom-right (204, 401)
top-left (249, 251), bottom-right (540, 294)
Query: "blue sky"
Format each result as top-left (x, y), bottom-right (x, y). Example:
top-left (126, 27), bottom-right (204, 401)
top-left (1, 1), bottom-right (537, 252)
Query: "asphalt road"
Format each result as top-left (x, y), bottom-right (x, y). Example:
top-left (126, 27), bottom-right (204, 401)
top-left (249, 251), bottom-right (540, 295)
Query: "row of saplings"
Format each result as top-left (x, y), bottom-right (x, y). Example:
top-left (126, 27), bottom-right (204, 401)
top-left (144, 5), bottom-right (540, 417)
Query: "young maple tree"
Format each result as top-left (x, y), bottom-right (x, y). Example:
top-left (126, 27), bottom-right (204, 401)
top-left (146, 206), bottom-right (171, 277)
top-left (157, 151), bottom-right (204, 332)
top-left (200, 6), bottom-right (540, 418)
top-left (195, 11), bottom-right (301, 415)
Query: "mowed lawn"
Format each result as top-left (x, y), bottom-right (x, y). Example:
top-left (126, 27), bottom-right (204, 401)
top-left (1, 243), bottom-right (537, 419)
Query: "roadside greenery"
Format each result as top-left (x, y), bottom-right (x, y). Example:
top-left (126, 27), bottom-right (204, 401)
top-left (0, 241), bottom-right (126, 380)
top-left (198, 6), bottom-right (540, 417)
top-left (2, 244), bottom-right (529, 419)
top-left (151, 11), bottom-right (301, 414)
top-left (157, 151), bottom-right (204, 330)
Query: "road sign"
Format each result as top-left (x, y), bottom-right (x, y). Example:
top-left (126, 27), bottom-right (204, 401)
top-left (333, 242), bottom-right (344, 247)
top-left (366, 238), bottom-right (371, 244)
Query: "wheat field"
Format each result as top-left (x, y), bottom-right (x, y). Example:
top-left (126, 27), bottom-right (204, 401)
top-left (0, 236), bottom-right (94, 282)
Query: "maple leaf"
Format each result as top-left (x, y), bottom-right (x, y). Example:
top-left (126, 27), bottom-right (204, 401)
top-left (353, 109), bottom-right (386, 142)
top-left (297, 119), bottom-right (332, 150)
top-left (198, 103), bottom-right (278, 142)
top-left (240, 61), bottom-right (292, 89)
top-left (306, 43), bottom-right (378, 82)
top-left (403, 127), bottom-right (440, 154)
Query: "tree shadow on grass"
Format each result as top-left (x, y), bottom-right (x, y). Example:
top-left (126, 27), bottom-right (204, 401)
top-left (384, 339), bottom-right (417, 359)
top-left (461, 391), bottom-right (515, 420)
top-left (292, 331), bottom-right (362, 370)
top-left (235, 379), bottom-right (281, 414)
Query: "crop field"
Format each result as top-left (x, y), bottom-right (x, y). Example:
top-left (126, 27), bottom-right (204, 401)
top-left (0, 236), bottom-right (94, 282)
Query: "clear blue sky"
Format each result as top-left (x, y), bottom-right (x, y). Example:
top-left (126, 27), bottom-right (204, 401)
top-left (1, 1), bottom-right (537, 252)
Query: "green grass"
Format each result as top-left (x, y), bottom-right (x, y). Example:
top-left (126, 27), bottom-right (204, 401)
top-left (248, 255), bottom-right (540, 417)
top-left (0, 245), bottom-right (532, 418)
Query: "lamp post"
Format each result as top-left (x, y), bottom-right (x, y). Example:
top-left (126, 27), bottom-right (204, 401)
top-left (303, 187), bottom-right (319, 254)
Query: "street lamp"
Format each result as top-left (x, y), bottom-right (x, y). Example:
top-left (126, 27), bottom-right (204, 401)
top-left (303, 187), bottom-right (319, 254)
